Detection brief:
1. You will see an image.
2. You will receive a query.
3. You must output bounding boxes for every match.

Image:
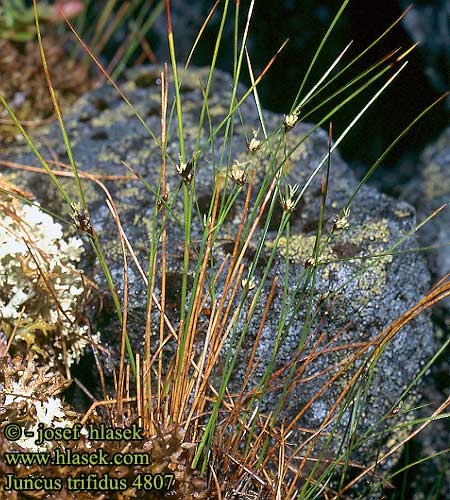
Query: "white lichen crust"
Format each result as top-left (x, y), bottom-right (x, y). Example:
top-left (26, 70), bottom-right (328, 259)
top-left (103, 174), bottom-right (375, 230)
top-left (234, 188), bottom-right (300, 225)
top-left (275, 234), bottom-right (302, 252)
top-left (0, 193), bottom-right (96, 367)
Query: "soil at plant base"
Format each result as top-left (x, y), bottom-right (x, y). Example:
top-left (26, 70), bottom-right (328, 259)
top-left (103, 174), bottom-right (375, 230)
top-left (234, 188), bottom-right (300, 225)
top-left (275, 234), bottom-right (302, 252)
top-left (0, 36), bottom-right (93, 144)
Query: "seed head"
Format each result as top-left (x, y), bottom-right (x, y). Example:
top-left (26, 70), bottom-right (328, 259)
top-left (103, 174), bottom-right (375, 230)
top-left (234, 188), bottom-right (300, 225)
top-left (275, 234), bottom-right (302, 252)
top-left (280, 184), bottom-right (299, 212)
top-left (283, 112), bottom-right (299, 131)
top-left (229, 160), bottom-right (248, 186)
top-left (247, 130), bottom-right (262, 153)
top-left (156, 191), bottom-right (169, 210)
top-left (70, 202), bottom-right (92, 234)
top-left (333, 207), bottom-right (351, 230)
top-left (304, 256), bottom-right (321, 268)
top-left (176, 154), bottom-right (194, 182)
top-left (241, 276), bottom-right (256, 291)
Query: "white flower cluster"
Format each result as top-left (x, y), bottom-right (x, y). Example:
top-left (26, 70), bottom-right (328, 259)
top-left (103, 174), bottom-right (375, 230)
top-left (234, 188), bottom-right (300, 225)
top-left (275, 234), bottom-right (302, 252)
top-left (0, 200), bottom-right (93, 366)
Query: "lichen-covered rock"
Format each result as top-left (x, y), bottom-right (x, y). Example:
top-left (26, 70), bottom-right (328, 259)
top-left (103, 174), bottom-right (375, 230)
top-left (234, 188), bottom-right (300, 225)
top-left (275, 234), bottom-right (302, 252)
top-left (0, 66), bottom-right (435, 482)
top-left (401, 126), bottom-right (450, 500)
top-left (403, 127), bottom-right (450, 314)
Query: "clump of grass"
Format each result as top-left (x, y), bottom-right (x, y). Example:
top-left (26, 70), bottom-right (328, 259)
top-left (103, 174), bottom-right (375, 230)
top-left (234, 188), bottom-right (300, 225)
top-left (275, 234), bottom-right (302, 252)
top-left (0, 0), bottom-right (163, 143)
top-left (0, 0), bottom-right (84, 42)
top-left (0, 1), bottom-right (449, 499)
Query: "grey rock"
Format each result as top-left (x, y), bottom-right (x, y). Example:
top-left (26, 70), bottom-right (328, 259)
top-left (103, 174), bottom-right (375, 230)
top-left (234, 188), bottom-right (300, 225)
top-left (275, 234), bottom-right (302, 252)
top-left (0, 66), bottom-right (435, 492)
top-left (401, 130), bottom-right (450, 500)
top-left (400, 0), bottom-right (450, 103)
top-left (403, 126), bottom-right (450, 314)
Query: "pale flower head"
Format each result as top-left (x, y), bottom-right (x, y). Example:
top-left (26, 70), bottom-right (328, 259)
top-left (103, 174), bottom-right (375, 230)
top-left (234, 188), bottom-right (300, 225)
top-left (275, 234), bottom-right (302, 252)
top-left (230, 160), bottom-right (248, 186)
top-left (241, 276), bottom-right (256, 291)
top-left (333, 207), bottom-right (351, 230)
top-left (247, 130), bottom-right (262, 152)
top-left (283, 112), bottom-right (299, 130)
top-left (280, 184), bottom-right (299, 213)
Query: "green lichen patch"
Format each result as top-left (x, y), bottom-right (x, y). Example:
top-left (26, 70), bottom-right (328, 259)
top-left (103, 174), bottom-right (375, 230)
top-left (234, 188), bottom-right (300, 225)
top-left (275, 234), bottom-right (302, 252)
top-left (423, 161), bottom-right (450, 200)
